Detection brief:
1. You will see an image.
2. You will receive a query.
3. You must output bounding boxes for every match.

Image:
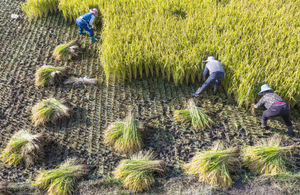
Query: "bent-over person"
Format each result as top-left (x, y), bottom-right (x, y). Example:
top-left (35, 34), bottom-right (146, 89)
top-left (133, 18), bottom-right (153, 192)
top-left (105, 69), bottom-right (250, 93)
top-left (252, 84), bottom-right (294, 136)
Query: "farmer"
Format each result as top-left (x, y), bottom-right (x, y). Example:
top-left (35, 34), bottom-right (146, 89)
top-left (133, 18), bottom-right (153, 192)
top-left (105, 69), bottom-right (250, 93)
top-left (192, 56), bottom-right (224, 97)
top-left (76, 8), bottom-right (98, 43)
top-left (252, 84), bottom-right (295, 136)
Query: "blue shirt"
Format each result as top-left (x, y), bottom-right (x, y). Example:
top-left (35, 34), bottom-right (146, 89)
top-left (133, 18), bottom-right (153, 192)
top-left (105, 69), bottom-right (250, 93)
top-left (78, 13), bottom-right (95, 26)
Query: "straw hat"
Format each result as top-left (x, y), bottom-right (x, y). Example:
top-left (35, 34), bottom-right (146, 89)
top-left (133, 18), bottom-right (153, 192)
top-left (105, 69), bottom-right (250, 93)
top-left (258, 84), bottom-right (273, 95)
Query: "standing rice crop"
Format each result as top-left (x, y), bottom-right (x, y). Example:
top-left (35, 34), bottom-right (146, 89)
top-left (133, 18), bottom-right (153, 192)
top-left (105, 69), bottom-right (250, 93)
top-left (22, 0), bottom-right (59, 19)
top-left (183, 145), bottom-right (240, 189)
top-left (33, 158), bottom-right (89, 195)
top-left (53, 40), bottom-right (81, 61)
top-left (174, 99), bottom-right (213, 129)
top-left (241, 136), bottom-right (298, 175)
top-left (104, 112), bottom-right (142, 154)
top-left (113, 151), bottom-right (165, 192)
top-left (32, 98), bottom-right (71, 127)
top-left (0, 130), bottom-right (46, 167)
top-left (35, 66), bottom-right (69, 87)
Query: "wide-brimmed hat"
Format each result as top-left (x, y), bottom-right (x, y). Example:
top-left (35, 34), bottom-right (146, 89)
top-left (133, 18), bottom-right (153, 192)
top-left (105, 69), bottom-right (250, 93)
top-left (204, 56), bottom-right (216, 62)
top-left (258, 84), bottom-right (273, 95)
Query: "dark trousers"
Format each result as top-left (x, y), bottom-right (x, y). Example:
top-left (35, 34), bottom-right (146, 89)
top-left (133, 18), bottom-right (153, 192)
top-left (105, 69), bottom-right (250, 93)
top-left (76, 19), bottom-right (94, 37)
top-left (195, 71), bottom-right (224, 95)
top-left (262, 103), bottom-right (292, 127)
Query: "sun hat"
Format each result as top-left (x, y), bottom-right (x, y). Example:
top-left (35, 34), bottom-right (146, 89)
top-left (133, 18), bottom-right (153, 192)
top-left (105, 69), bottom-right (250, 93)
top-left (204, 56), bottom-right (216, 62)
top-left (90, 8), bottom-right (98, 16)
top-left (258, 84), bottom-right (273, 95)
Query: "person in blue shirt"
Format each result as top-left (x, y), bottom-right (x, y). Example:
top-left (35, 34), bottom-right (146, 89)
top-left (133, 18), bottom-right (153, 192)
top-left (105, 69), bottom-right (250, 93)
top-left (76, 8), bottom-right (98, 43)
top-left (192, 56), bottom-right (225, 97)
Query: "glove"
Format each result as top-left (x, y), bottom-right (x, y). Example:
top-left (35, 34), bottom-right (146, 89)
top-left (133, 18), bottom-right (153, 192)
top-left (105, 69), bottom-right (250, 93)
top-left (91, 37), bottom-right (98, 43)
top-left (192, 93), bottom-right (199, 97)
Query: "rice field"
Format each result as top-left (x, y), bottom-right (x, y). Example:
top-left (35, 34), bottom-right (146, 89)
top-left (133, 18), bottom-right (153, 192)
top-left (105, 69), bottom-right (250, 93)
top-left (0, 0), bottom-right (300, 194)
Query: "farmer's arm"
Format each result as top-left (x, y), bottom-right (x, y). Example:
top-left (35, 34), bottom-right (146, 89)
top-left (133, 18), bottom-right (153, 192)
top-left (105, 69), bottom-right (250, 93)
top-left (202, 65), bottom-right (208, 78)
top-left (89, 15), bottom-right (95, 26)
top-left (252, 96), bottom-right (264, 108)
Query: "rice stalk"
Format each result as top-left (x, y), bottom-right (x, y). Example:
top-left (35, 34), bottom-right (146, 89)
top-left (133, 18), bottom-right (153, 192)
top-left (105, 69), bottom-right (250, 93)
top-left (22, 0), bottom-right (59, 20)
top-left (113, 151), bottom-right (165, 192)
top-left (33, 158), bottom-right (89, 195)
top-left (104, 112), bottom-right (142, 154)
top-left (0, 130), bottom-right (46, 167)
top-left (184, 146), bottom-right (240, 189)
top-left (32, 98), bottom-right (71, 127)
top-left (242, 135), bottom-right (298, 175)
top-left (35, 66), bottom-right (69, 87)
top-left (53, 40), bottom-right (81, 61)
top-left (174, 99), bottom-right (213, 129)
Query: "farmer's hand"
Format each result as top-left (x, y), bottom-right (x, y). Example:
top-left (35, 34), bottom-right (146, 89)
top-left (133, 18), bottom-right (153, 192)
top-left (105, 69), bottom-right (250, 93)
top-left (251, 103), bottom-right (257, 109)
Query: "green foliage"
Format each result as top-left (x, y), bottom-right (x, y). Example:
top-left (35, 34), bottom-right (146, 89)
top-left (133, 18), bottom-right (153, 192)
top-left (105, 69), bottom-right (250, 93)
top-left (184, 145), bottom-right (240, 189)
top-left (22, 0), bottom-right (58, 19)
top-left (0, 130), bottom-right (46, 167)
top-left (33, 158), bottom-right (89, 195)
top-left (32, 98), bottom-right (71, 127)
top-left (35, 66), bottom-right (69, 87)
top-left (113, 151), bottom-right (165, 192)
top-left (104, 112), bottom-right (142, 154)
top-left (53, 40), bottom-right (81, 60)
top-left (174, 99), bottom-right (213, 129)
top-left (241, 136), bottom-right (298, 176)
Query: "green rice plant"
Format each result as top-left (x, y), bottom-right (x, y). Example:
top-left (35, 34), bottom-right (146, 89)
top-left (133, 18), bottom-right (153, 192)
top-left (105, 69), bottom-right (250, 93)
top-left (183, 145), bottom-right (240, 189)
top-left (174, 99), bottom-right (213, 129)
top-left (32, 98), bottom-right (71, 127)
top-left (35, 66), bottom-right (69, 87)
top-left (0, 130), bottom-right (46, 167)
top-left (113, 151), bottom-right (165, 192)
top-left (104, 112), bottom-right (142, 154)
top-left (53, 40), bottom-right (81, 61)
top-left (33, 158), bottom-right (89, 195)
top-left (241, 136), bottom-right (298, 176)
top-left (22, 0), bottom-right (59, 20)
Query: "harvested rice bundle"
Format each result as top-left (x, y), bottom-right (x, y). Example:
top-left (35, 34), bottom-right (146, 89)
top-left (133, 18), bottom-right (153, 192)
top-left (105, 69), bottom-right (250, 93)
top-left (33, 158), bottom-right (89, 195)
top-left (63, 76), bottom-right (98, 85)
top-left (242, 135), bottom-right (298, 175)
top-left (184, 145), bottom-right (240, 189)
top-left (113, 151), bottom-right (165, 192)
top-left (104, 112), bottom-right (142, 154)
top-left (32, 98), bottom-right (71, 127)
top-left (35, 66), bottom-right (69, 87)
top-left (53, 40), bottom-right (81, 61)
top-left (174, 99), bottom-right (213, 129)
top-left (0, 130), bottom-right (46, 167)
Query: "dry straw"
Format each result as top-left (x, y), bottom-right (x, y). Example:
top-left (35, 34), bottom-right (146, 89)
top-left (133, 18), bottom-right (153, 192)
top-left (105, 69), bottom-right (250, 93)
top-left (0, 130), bottom-right (47, 167)
top-left (113, 151), bottom-right (165, 192)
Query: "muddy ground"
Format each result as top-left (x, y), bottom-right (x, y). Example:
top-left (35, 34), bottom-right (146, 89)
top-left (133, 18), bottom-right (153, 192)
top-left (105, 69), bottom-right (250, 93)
top-left (0, 0), bottom-right (299, 194)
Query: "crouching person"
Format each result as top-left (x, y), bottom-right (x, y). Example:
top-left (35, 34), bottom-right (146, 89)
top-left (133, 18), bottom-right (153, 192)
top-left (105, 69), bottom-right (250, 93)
top-left (252, 84), bottom-right (294, 136)
top-left (76, 8), bottom-right (98, 43)
top-left (192, 56), bottom-right (224, 97)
